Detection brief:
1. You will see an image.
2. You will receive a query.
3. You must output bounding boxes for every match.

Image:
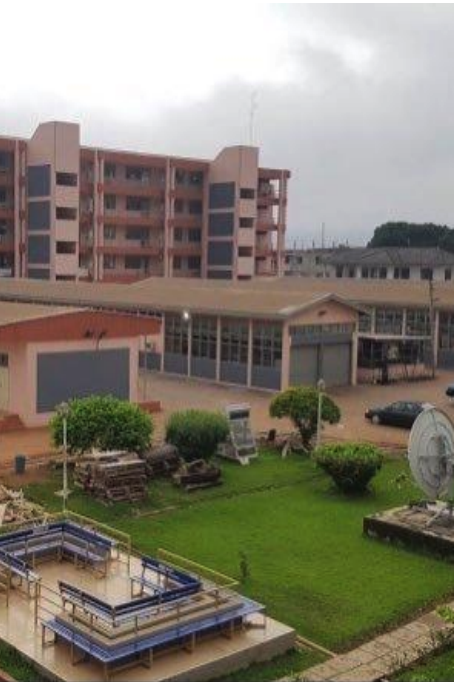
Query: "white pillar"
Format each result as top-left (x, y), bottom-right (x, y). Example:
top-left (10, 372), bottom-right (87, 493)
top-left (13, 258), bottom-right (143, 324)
top-left (247, 319), bottom-right (253, 387)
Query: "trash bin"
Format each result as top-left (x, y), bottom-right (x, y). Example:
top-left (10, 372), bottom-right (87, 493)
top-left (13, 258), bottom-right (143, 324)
top-left (15, 454), bottom-right (26, 475)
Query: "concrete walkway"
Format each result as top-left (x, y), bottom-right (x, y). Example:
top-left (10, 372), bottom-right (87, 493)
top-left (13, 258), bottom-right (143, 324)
top-left (299, 600), bottom-right (454, 681)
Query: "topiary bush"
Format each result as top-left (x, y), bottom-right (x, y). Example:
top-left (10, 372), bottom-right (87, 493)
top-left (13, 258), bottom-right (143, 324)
top-left (50, 395), bottom-right (153, 455)
top-left (165, 409), bottom-right (229, 462)
top-left (313, 442), bottom-right (383, 494)
top-left (270, 386), bottom-right (341, 451)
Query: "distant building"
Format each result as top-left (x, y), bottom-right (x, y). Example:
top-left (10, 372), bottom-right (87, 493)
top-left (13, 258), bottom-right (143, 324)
top-left (284, 247), bottom-right (336, 277)
top-left (0, 121), bottom-right (290, 283)
top-left (322, 247), bottom-right (454, 282)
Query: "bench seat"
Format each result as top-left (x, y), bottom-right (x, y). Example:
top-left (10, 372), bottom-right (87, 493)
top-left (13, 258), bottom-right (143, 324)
top-left (44, 597), bottom-right (263, 664)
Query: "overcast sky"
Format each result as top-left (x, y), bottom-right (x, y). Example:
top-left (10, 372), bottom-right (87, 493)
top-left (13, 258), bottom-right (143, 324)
top-left (1, 3), bottom-right (453, 246)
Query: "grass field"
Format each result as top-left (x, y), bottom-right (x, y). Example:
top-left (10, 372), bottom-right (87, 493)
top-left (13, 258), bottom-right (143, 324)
top-left (24, 449), bottom-right (454, 655)
top-left (395, 646), bottom-right (454, 681)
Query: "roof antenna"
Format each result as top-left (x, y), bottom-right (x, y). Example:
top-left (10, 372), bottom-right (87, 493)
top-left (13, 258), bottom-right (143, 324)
top-left (249, 91), bottom-right (258, 145)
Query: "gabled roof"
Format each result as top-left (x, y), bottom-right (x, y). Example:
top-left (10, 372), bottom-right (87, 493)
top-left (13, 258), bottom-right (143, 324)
top-left (324, 247), bottom-right (454, 268)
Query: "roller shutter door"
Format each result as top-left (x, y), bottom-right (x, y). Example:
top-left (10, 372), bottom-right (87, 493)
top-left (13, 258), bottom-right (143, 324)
top-left (322, 344), bottom-right (351, 387)
top-left (37, 348), bottom-right (130, 413)
top-left (289, 345), bottom-right (319, 386)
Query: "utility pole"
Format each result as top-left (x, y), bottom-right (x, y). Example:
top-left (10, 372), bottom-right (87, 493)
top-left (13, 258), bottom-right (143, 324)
top-left (248, 91), bottom-right (258, 146)
top-left (321, 222), bottom-right (325, 250)
top-left (428, 278), bottom-right (437, 379)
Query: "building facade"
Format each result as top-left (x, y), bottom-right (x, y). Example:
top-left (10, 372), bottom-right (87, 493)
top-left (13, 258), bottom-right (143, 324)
top-left (0, 121), bottom-right (290, 283)
top-left (322, 247), bottom-right (454, 282)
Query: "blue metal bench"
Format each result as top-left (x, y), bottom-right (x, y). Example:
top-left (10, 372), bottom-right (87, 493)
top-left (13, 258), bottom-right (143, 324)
top-left (43, 596), bottom-right (263, 668)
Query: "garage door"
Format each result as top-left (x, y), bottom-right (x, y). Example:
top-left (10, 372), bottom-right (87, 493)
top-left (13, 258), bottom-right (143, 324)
top-left (322, 344), bottom-right (351, 387)
top-left (289, 344), bottom-right (319, 386)
top-left (37, 348), bottom-right (130, 413)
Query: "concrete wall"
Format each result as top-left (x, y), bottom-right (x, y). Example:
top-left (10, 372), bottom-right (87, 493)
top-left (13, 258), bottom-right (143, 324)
top-left (2, 336), bottom-right (139, 426)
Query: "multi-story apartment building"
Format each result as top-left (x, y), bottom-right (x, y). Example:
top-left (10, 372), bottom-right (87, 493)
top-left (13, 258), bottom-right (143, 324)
top-left (0, 121), bottom-right (290, 283)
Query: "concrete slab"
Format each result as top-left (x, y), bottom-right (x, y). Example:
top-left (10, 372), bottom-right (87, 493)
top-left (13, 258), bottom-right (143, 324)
top-left (0, 552), bottom-right (295, 682)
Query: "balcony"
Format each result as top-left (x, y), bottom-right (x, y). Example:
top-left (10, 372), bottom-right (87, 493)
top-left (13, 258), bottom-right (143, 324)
top-left (170, 186), bottom-right (203, 201)
top-left (169, 215), bottom-right (201, 229)
top-left (169, 243), bottom-right (202, 257)
top-left (256, 220), bottom-right (278, 232)
top-left (102, 268), bottom-right (164, 283)
top-left (98, 243), bottom-right (163, 257)
top-left (255, 246), bottom-right (276, 259)
top-left (102, 178), bottom-right (165, 198)
top-left (103, 211), bottom-right (164, 228)
top-left (80, 180), bottom-right (94, 195)
top-left (0, 207), bottom-right (14, 221)
top-left (0, 240), bottom-right (14, 254)
top-left (0, 173), bottom-right (14, 188)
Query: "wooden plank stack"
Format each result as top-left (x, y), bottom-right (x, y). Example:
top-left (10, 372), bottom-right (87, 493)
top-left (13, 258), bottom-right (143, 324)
top-left (74, 451), bottom-right (147, 503)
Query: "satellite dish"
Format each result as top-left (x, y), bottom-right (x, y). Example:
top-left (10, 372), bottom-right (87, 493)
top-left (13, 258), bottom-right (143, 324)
top-left (408, 407), bottom-right (454, 500)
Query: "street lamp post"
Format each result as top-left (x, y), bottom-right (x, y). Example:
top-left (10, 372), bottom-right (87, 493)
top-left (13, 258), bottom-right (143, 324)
top-left (56, 402), bottom-right (70, 512)
top-left (316, 378), bottom-right (326, 449)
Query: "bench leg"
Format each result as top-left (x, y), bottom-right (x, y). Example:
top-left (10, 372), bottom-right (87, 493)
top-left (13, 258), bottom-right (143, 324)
top-left (185, 633), bottom-right (196, 653)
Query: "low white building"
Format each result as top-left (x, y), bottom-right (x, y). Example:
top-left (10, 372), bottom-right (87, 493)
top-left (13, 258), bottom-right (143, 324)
top-left (323, 247), bottom-right (454, 282)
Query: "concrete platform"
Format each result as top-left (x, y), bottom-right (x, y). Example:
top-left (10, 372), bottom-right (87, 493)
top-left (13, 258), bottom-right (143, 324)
top-left (364, 502), bottom-right (454, 559)
top-left (0, 552), bottom-right (295, 682)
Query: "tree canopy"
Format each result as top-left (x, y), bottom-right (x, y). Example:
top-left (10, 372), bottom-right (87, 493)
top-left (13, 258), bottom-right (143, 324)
top-left (367, 222), bottom-right (454, 251)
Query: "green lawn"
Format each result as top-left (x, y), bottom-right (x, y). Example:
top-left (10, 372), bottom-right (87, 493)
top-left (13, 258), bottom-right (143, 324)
top-left (395, 646), bottom-right (454, 681)
top-left (24, 450), bottom-right (454, 655)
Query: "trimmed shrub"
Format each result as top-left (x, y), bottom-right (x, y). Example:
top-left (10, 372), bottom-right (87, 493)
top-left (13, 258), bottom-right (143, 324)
top-left (165, 409), bottom-right (229, 462)
top-left (50, 395), bottom-right (153, 455)
top-left (270, 386), bottom-right (341, 451)
top-left (313, 442), bottom-right (383, 494)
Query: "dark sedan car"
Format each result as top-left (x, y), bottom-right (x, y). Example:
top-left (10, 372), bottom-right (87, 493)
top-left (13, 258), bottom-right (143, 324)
top-left (365, 401), bottom-right (433, 428)
top-left (446, 385), bottom-right (454, 398)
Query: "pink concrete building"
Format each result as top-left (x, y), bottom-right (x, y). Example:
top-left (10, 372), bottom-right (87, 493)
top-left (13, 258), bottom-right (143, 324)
top-left (0, 302), bottom-right (160, 426)
top-left (0, 122), bottom-right (290, 283)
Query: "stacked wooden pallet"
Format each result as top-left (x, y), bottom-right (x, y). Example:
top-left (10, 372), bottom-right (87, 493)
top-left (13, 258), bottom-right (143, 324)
top-left (74, 451), bottom-right (147, 503)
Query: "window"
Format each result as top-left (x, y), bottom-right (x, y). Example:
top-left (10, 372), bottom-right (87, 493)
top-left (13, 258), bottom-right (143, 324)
top-left (187, 256), bottom-right (201, 270)
top-left (440, 313), bottom-right (454, 349)
top-left (188, 228), bottom-right (201, 243)
top-left (238, 246), bottom-right (252, 257)
top-left (335, 266), bottom-right (343, 278)
top-left (104, 225), bottom-right (116, 240)
top-left (56, 207), bottom-right (77, 220)
top-left (188, 200), bottom-right (202, 215)
top-left (189, 171), bottom-right (203, 186)
top-left (240, 188), bottom-right (255, 200)
top-left (173, 256), bottom-right (182, 270)
top-left (0, 353), bottom-right (8, 367)
top-left (103, 254), bottom-right (116, 269)
top-left (56, 172), bottom-right (77, 187)
top-left (375, 308), bottom-right (404, 335)
top-left (347, 266), bottom-right (355, 278)
top-left (221, 321), bottom-right (248, 364)
top-left (379, 267), bottom-right (387, 279)
top-left (0, 152), bottom-right (11, 171)
top-left (0, 188), bottom-right (6, 206)
top-left (191, 316), bottom-right (216, 359)
top-left (104, 163), bottom-right (116, 180)
top-left (252, 323), bottom-right (282, 368)
top-left (421, 267), bottom-right (433, 281)
top-left (56, 241), bottom-right (76, 254)
top-left (175, 169), bottom-right (186, 185)
top-left (239, 218), bottom-right (254, 228)
top-left (104, 195), bottom-right (116, 210)
top-left (361, 267), bottom-right (369, 278)
top-left (165, 313), bottom-right (188, 355)
top-left (406, 309), bottom-right (430, 336)
top-left (446, 268), bottom-right (452, 281)
top-left (126, 227), bottom-right (148, 241)
top-left (125, 255), bottom-right (143, 269)
top-left (126, 166), bottom-right (150, 183)
top-left (358, 311), bottom-right (372, 333)
top-left (126, 196), bottom-right (148, 212)
top-left (174, 199), bottom-right (184, 214)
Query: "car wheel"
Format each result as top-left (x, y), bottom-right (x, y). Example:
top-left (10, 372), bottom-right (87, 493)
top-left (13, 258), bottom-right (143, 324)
top-left (372, 415), bottom-right (381, 425)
